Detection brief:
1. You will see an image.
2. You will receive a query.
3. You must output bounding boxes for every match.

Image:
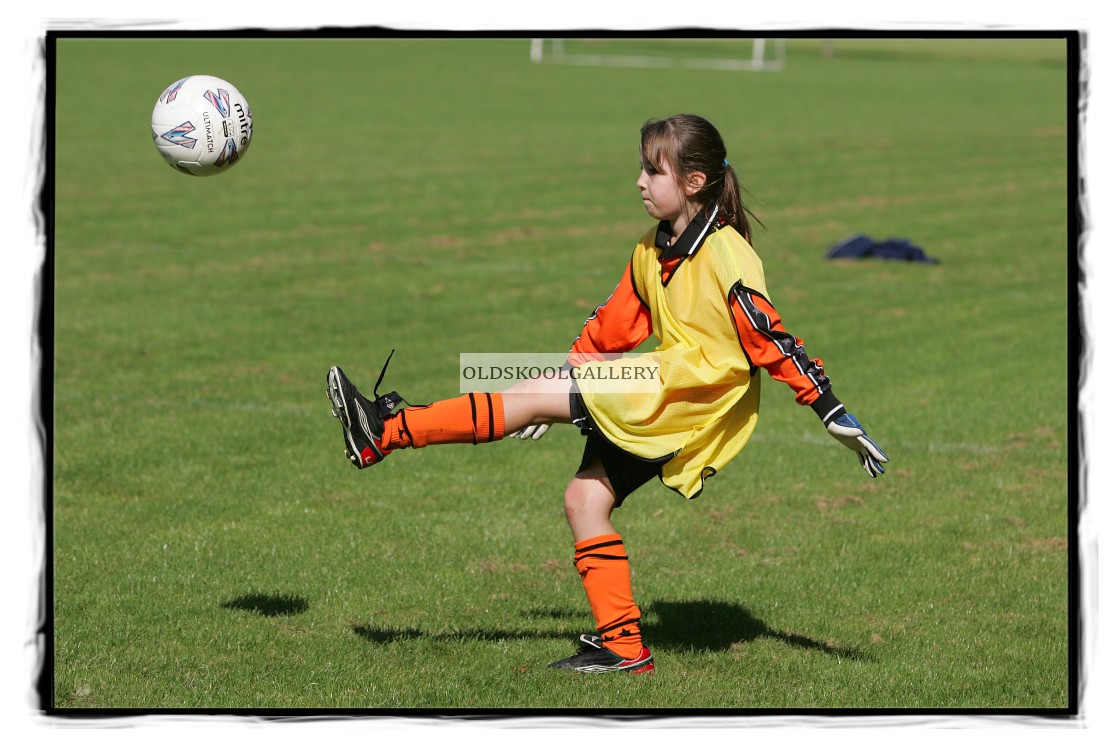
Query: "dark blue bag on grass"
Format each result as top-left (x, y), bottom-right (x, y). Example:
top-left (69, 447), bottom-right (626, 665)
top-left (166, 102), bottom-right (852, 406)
top-left (826, 234), bottom-right (940, 264)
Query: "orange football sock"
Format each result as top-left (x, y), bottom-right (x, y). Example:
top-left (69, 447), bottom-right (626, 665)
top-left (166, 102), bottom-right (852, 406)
top-left (573, 533), bottom-right (644, 660)
top-left (380, 392), bottom-right (506, 450)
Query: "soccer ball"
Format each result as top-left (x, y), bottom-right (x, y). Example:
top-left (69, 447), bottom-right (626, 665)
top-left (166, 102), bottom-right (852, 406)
top-left (151, 75), bottom-right (253, 176)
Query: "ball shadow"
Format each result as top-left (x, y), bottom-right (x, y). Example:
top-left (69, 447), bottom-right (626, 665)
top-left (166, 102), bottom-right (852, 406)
top-left (220, 592), bottom-right (310, 617)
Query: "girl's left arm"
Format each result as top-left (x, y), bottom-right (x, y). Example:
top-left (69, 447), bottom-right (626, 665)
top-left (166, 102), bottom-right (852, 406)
top-left (729, 281), bottom-right (890, 477)
top-left (728, 282), bottom-right (844, 422)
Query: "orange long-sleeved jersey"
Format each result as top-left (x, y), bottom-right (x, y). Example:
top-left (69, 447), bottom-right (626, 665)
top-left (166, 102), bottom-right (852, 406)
top-left (570, 219), bottom-right (844, 424)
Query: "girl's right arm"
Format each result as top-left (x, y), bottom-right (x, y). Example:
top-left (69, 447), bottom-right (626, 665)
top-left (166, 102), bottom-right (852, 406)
top-left (568, 260), bottom-right (652, 365)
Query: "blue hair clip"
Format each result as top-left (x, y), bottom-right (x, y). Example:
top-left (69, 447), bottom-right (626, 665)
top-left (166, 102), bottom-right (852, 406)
top-left (722, 159), bottom-right (730, 169)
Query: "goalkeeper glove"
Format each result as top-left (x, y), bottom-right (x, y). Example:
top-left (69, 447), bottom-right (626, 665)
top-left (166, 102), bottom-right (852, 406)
top-left (825, 413), bottom-right (888, 478)
top-left (509, 423), bottom-right (551, 441)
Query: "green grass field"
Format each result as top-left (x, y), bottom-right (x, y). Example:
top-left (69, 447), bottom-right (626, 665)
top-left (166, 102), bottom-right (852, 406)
top-left (48, 34), bottom-right (1073, 713)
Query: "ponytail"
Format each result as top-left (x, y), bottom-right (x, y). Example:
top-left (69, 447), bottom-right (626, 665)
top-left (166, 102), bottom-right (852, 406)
top-left (716, 162), bottom-right (762, 244)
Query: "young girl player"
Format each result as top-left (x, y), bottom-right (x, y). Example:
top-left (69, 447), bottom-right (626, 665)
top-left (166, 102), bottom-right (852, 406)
top-left (327, 114), bottom-right (888, 675)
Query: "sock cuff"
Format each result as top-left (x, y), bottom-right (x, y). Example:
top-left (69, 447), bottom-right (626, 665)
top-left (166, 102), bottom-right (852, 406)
top-left (467, 392), bottom-right (506, 443)
top-left (486, 392), bottom-right (506, 441)
top-left (574, 533), bottom-right (623, 553)
top-left (573, 533), bottom-right (627, 572)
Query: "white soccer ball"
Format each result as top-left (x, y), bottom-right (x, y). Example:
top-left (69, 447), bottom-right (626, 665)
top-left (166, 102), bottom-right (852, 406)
top-left (151, 75), bottom-right (253, 176)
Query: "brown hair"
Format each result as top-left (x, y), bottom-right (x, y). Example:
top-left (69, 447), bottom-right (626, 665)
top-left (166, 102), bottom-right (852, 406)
top-left (639, 114), bottom-right (760, 242)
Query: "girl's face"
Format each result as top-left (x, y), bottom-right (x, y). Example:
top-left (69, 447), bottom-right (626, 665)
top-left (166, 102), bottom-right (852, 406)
top-left (636, 156), bottom-right (704, 234)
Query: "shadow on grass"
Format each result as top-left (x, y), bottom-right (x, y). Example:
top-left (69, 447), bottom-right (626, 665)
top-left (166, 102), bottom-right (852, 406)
top-left (352, 599), bottom-right (865, 660)
top-left (352, 624), bottom-right (566, 645)
top-left (643, 599), bottom-right (865, 660)
top-left (221, 593), bottom-right (310, 617)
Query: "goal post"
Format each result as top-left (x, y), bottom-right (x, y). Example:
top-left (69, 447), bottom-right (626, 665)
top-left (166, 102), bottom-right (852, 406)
top-left (529, 38), bottom-right (785, 72)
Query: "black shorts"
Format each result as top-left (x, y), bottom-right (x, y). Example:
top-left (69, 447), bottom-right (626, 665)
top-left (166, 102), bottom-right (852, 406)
top-left (570, 391), bottom-right (670, 507)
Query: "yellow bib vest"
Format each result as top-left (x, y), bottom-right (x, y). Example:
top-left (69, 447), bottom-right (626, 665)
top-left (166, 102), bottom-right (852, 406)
top-left (576, 224), bottom-right (768, 499)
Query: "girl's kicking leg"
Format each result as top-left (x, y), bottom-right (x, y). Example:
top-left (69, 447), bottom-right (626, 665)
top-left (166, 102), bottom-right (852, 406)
top-left (326, 365), bottom-right (571, 468)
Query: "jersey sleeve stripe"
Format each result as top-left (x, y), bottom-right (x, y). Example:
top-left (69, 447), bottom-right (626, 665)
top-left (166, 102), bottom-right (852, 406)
top-left (731, 283), bottom-right (831, 397)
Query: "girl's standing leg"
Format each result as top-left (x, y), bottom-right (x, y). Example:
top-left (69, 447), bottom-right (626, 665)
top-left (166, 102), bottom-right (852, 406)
top-left (389, 371), bottom-right (649, 664)
top-left (330, 364), bottom-right (650, 669)
top-left (563, 459), bottom-right (647, 663)
top-left (380, 374), bottom-right (651, 662)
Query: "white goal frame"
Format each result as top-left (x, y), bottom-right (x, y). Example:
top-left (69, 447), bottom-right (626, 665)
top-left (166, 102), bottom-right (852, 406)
top-left (529, 38), bottom-right (785, 72)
